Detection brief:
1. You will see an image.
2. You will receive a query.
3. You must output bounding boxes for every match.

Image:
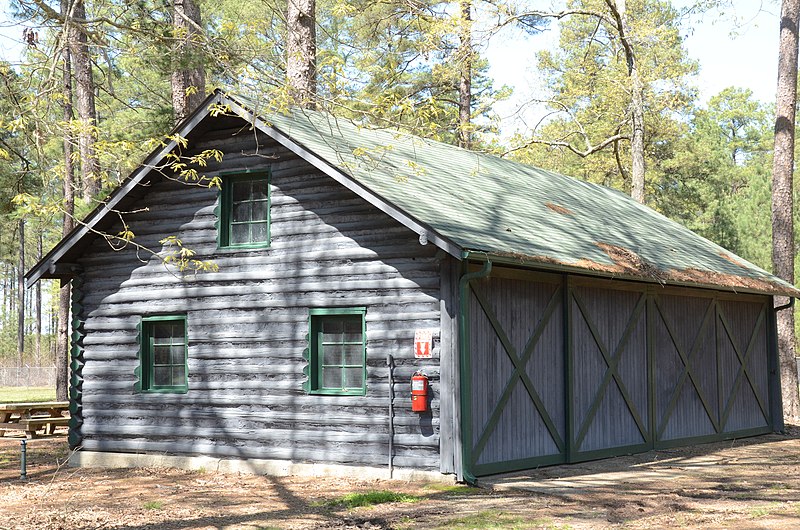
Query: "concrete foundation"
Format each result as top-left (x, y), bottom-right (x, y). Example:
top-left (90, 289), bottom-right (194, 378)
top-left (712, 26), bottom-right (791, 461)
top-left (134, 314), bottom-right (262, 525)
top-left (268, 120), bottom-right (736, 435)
top-left (71, 451), bottom-right (456, 483)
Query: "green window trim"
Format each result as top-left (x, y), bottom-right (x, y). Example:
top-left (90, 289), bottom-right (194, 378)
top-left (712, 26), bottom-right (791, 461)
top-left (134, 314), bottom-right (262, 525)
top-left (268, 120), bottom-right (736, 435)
top-left (138, 315), bottom-right (188, 394)
top-left (218, 171), bottom-right (271, 249)
top-left (306, 308), bottom-right (367, 396)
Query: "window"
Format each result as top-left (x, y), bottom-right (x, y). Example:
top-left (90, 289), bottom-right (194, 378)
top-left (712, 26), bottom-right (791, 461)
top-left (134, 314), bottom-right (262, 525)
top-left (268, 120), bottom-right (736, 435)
top-left (139, 316), bottom-right (188, 393)
top-left (219, 173), bottom-right (270, 248)
top-left (308, 308), bottom-right (366, 395)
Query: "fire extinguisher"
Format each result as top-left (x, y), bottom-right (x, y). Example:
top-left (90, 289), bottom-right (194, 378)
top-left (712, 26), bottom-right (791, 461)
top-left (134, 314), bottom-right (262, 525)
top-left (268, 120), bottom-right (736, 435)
top-left (411, 371), bottom-right (429, 413)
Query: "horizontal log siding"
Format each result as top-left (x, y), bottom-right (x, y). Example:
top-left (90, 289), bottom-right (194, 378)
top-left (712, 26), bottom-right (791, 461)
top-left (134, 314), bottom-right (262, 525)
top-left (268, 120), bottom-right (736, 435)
top-left (76, 127), bottom-right (442, 471)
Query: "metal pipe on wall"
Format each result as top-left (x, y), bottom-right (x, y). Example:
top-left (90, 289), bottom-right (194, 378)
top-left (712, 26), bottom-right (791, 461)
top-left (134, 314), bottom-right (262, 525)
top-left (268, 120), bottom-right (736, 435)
top-left (387, 353), bottom-right (394, 478)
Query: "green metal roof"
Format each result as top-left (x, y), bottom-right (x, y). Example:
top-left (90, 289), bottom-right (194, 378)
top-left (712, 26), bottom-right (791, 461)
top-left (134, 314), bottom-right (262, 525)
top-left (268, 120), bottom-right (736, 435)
top-left (237, 94), bottom-right (797, 296)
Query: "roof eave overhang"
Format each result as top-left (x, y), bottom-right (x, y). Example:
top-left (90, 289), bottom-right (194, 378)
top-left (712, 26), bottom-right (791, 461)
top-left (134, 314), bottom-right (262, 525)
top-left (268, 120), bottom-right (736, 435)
top-left (462, 250), bottom-right (800, 299)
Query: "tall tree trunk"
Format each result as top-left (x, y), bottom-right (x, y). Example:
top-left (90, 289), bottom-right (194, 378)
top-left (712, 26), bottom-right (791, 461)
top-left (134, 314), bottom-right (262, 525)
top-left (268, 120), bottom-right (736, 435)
top-left (57, 0), bottom-right (77, 402)
top-left (773, 0), bottom-right (800, 423)
top-left (2, 264), bottom-right (6, 321)
top-left (457, 0), bottom-right (472, 149)
top-left (629, 65), bottom-right (645, 203)
top-left (35, 231), bottom-right (42, 366)
top-left (286, 0), bottom-right (316, 109)
top-left (606, 0), bottom-right (645, 203)
top-left (17, 219), bottom-right (24, 367)
top-left (10, 266), bottom-right (15, 315)
top-left (171, 0), bottom-right (206, 124)
top-left (68, 0), bottom-right (101, 201)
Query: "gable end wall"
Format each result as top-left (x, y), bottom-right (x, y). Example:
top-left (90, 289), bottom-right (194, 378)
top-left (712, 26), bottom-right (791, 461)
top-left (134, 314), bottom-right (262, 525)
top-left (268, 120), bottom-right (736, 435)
top-left (73, 124), bottom-right (444, 471)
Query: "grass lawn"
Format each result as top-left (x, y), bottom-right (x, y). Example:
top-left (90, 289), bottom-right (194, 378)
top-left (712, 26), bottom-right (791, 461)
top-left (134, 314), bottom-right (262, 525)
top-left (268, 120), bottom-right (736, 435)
top-left (0, 386), bottom-right (56, 403)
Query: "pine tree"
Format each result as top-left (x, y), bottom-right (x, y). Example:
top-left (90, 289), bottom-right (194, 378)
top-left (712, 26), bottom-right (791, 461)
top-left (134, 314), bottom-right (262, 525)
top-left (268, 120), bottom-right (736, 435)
top-left (772, 0), bottom-right (800, 422)
top-left (287, 0), bottom-right (316, 108)
top-left (505, 0), bottom-right (696, 202)
top-left (172, 0), bottom-right (206, 123)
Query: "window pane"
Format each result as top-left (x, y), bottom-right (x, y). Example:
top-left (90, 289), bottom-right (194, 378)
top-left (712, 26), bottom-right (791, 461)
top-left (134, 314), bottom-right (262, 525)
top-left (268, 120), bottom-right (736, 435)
top-left (171, 345), bottom-right (185, 364)
top-left (322, 366), bottom-right (342, 389)
top-left (343, 368), bottom-right (363, 389)
top-left (342, 318), bottom-right (362, 342)
top-left (153, 345), bottom-right (170, 365)
top-left (171, 366), bottom-right (186, 386)
top-left (224, 177), bottom-right (269, 248)
top-left (152, 323), bottom-right (173, 341)
top-left (251, 222), bottom-right (269, 242)
top-left (321, 319), bottom-right (343, 342)
top-left (343, 318), bottom-right (361, 334)
top-left (342, 344), bottom-right (363, 365)
top-left (153, 367), bottom-right (170, 386)
top-left (143, 318), bottom-right (186, 391)
top-left (321, 345), bottom-right (342, 366)
top-left (251, 181), bottom-right (268, 200)
top-left (251, 200), bottom-right (268, 221)
top-left (311, 312), bottom-right (365, 393)
top-left (232, 201), bottom-right (251, 223)
top-left (232, 180), bottom-right (250, 202)
top-left (230, 223), bottom-right (249, 245)
top-left (342, 332), bottom-right (362, 343)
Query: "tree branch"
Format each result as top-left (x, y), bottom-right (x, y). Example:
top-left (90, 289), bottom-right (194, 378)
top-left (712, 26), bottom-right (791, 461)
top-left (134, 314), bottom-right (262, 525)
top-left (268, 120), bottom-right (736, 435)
top-left (603, 0), bottom-right (635, 73)
top-left (492, 8), bottom-right (616, 34)
top-left (613, 129), bottom-right (630, 182)
top-left (503, 133), bottom-right (629, 158)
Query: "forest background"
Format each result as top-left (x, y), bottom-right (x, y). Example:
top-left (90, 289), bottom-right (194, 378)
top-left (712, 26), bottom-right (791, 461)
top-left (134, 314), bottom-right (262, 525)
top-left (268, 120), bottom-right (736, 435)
top-left (0, 0), bottom-right (793, 392)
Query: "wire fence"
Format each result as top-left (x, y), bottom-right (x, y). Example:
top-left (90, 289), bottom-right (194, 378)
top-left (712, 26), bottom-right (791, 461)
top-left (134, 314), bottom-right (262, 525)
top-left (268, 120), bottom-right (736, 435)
top-left (0, 366), bottom-right (56, 387)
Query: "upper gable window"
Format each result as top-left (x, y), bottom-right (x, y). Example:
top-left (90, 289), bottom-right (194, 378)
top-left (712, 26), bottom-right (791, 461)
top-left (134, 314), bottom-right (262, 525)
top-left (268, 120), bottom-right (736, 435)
top-left (219, 173), bottom-right (270, 248)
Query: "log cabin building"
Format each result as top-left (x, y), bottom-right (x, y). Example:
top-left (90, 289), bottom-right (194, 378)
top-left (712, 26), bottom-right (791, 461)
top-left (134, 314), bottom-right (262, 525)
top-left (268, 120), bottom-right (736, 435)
top-left (27, 91), bottom-right (799, 482)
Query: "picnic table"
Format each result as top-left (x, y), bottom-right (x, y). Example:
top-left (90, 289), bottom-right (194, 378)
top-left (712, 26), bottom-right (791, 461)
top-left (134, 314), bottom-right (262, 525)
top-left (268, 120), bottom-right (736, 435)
top-left (0, 401), bottom-right (69, 438)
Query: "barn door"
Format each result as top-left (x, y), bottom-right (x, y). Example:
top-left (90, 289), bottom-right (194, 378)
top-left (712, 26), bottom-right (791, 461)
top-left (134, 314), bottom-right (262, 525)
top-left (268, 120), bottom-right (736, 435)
top-left (653, 293), bottom-right (771, 443)
top-left (653, 294), bottom-right (719, 441)
top-left (463, 269), bottom-right (775, 478)
top-left (466, 272), bottom-right (566, 476)
top-left (569, 283), bottom-right (650, 459)
top-left (717, 299), bottom-right (770, 434)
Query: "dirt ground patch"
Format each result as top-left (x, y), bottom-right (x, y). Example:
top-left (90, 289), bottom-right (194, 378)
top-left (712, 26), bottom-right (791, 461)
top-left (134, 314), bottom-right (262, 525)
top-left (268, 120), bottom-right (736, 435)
top-left (4, 431), bottom-right (800, 529)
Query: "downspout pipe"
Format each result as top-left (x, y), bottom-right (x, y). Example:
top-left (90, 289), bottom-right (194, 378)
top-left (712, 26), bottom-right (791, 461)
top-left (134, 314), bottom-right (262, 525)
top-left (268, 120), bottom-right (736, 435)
top-left (458, 251), bottom-right (492, 485)
top-left (770, 295), bottom-right (795, 433)
top-left (774, 296), bottom-right (795, 313)
top-left (387, 353), bottom-right (394, 479)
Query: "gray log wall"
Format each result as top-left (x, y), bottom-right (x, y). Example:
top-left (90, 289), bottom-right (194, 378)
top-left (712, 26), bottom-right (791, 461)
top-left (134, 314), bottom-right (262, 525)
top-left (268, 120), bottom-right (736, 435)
top-left (74, 123), bottom-right (444, 471)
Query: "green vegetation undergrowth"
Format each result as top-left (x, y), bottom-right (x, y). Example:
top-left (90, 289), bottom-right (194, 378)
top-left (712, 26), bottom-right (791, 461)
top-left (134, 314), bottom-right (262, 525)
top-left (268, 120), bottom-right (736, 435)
top-left (325, 490), bottom-right (420, 509)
